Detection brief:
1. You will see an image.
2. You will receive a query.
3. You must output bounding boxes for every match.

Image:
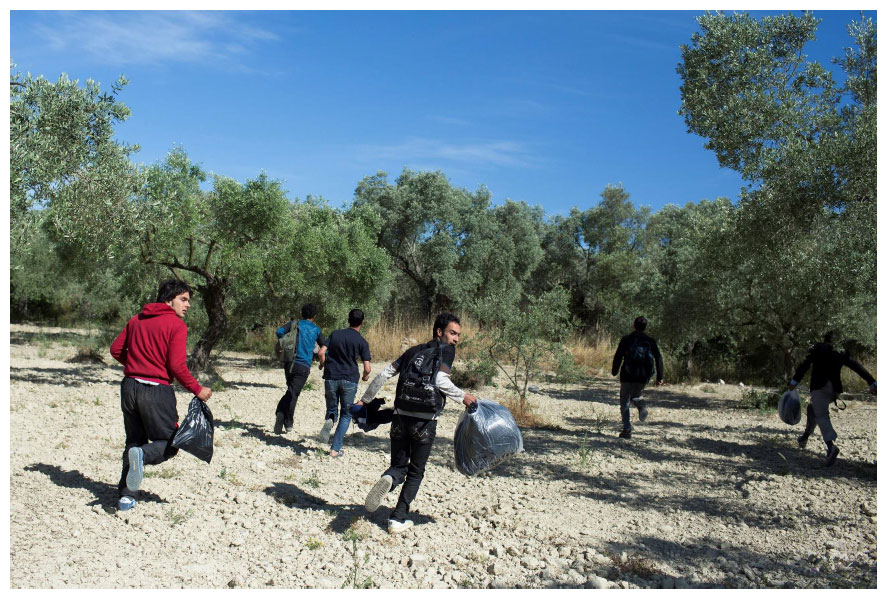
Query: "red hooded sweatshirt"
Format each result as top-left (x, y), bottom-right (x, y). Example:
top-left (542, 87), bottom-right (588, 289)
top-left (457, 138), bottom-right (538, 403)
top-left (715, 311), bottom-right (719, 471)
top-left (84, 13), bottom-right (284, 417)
top-left (110, 303), bottom-right (203, 396)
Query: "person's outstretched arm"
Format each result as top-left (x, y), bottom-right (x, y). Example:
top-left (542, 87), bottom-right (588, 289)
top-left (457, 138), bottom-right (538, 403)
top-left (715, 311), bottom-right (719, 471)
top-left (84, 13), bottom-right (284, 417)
top-left (435, 369), bottom-right (476, 406)
top-left (359, 362), bottom-right (399, 404)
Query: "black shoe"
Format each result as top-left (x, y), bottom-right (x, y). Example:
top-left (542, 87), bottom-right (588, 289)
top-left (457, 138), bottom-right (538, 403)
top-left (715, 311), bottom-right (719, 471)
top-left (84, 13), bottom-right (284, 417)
top-left (274, 412), bottom-right (284, 434)
top-left (618, 429), bottom-right (631, 439)
top-left (797, 435), bottom-right (808, 449)
top-left (824, 444), bottom-right (839, 467)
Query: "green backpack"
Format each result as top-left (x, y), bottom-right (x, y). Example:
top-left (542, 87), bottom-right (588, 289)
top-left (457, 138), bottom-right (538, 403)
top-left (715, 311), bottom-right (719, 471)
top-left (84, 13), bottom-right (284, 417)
top-left (275, 320), bottom-right (300, 372)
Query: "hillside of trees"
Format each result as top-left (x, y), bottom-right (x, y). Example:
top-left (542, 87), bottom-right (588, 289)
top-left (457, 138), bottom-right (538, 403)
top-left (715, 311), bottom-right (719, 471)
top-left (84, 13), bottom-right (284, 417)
top-left (9, 12), bottom-right (876, 384)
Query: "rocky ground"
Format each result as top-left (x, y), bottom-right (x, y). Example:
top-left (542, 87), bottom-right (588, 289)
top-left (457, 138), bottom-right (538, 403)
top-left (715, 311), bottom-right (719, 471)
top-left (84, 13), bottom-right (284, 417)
top-left (8, 324), bottom-right (877, 588)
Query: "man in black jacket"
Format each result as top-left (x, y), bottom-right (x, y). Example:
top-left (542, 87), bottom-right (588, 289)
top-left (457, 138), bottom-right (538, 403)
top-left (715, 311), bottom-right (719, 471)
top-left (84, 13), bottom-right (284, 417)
top-left (358, 313), bottom-right (477, 533)
top-left (789, 332), bottom-right (876, 467)
top-left (611, 316), bottom-right (664, 439)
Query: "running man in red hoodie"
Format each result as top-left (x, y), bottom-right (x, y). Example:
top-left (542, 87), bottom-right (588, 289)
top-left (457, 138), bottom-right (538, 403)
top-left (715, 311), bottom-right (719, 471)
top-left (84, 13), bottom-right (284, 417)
top-left (110, 279), bottom-right (212, 511)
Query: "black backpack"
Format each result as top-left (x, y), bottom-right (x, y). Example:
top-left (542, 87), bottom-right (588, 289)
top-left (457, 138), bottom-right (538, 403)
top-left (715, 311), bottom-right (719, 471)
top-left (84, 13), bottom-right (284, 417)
top-left (623, 336), bottom-right (655, 379)
top-left (396, 342), bottom-right (445, 413)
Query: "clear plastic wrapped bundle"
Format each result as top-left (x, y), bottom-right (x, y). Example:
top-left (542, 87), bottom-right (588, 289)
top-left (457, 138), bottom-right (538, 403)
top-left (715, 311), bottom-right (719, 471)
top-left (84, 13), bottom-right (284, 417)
top-left (453, 398), bottom-right (524, 476)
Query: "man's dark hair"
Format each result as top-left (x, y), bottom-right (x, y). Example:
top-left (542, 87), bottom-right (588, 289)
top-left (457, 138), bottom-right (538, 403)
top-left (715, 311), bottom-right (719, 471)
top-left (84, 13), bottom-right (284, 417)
top-left (301, 303), bottom-right (317, 320)
top-left (433, 313), bottom-right (460, 338)
top-left (156, 279), bottom-right (192, 303)
top-left (823, 330), bottom-right (838, 344)
top-left (633, 316), bottom-right (648, 332)
top-left (348, 308), bottom-right (365, 328)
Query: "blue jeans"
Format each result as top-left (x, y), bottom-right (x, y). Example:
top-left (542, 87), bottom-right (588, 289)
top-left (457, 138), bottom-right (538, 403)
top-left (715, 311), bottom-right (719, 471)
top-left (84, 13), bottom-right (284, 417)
top-left (324, 379), bottom-right (358, 452)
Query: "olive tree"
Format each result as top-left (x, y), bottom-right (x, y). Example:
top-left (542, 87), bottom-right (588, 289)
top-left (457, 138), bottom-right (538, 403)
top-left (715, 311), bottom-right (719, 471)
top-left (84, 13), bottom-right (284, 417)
top-left (9, 69), bottom-right (142, 260)
top-left (351, 169), bottom-right (542, 318)
top-left (52, 148), bottom-right (391, 374)
top-left (677, 11), bottom-right (877, 373)
top-left (531, 184), bottom-right (650, 336)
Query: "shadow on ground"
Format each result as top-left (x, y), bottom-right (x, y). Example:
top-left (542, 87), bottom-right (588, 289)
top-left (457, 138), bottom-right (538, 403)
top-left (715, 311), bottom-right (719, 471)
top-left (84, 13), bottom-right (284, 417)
top-left (216, 421), bottom-right (313, 454)
top-left (10, 366), bottom-right (115, 387)
top-left (23, 463), bottom-right (166, 511)
top-left (263, 482), bottom-right (436, 534)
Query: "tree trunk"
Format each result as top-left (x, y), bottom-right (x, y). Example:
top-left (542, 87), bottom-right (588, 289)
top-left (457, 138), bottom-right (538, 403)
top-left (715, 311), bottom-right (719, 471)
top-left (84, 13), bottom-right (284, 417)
top-left (187, 276), bottom-right (228, 375)
top-left (782, 346), bottom-right (796, 384)
top-left (684, 340), bottom-right (697, 380)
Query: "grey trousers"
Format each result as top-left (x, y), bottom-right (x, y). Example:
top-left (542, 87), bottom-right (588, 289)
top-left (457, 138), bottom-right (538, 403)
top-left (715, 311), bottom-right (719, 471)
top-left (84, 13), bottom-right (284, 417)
top-left (803, 381), bottom-right (838, 444)
top-left (619, 381), bottom-right (647, 431)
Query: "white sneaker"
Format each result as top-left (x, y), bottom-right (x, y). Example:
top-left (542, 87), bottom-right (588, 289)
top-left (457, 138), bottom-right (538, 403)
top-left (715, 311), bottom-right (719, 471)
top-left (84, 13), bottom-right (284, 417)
top-left (117, 496), bottom-right (137, 511)
top-left (126, 446), bottom-right (144, 491)
top-left (364, 474), bottom-right (393, 512)
top-left (319, 418), bottom-right (334, 443)
top-left (388, 519), bottom-right (414, 534)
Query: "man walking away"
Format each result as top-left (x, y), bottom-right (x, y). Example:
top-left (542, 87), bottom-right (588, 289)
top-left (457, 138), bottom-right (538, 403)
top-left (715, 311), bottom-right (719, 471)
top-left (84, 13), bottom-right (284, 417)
top-left (360, 313), bottom-right (477, 533)
top-left (320, 308), bottom-right (372, 456)
top-left (274, 303), bottom-right (327, 435)
top-left (790, 331), bottom-right (876, 467)
top-left (611, 316), bottom-right (664, 439)
top-left (110, 279), bottom-right (212, 511)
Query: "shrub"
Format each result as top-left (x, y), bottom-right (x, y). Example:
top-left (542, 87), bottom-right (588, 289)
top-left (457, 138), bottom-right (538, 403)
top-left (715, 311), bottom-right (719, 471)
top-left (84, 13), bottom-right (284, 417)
top-left (451, 358), bottom-right (498, 389)
top-left (738, 387), bottom-right (781, 411)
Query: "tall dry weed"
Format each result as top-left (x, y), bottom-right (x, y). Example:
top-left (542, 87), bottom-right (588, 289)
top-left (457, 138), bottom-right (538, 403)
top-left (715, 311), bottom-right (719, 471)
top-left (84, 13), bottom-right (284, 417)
top-left (565, 334), bottom-right (614, 374)
top-left (362, 316), bottom-right (483, 362)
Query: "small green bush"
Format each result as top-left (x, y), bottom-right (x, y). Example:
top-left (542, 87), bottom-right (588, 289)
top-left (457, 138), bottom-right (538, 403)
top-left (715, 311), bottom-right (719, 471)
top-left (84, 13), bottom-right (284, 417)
top-left (451, 359), bottom-right (497, 389)
top-left (738, 388), bottom-right (781, 411)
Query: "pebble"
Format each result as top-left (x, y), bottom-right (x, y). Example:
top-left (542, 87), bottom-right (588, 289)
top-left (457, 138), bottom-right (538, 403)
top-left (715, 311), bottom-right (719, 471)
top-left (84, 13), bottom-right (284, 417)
top-left (521, 556), bottom-right (540, 569)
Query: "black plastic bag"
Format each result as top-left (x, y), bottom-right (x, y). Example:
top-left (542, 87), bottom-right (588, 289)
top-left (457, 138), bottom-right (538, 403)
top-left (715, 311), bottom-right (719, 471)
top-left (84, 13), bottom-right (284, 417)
top-left (171, 397), bottom-right (214, 463)
top-left (453, 398), bottom-right (523, 476)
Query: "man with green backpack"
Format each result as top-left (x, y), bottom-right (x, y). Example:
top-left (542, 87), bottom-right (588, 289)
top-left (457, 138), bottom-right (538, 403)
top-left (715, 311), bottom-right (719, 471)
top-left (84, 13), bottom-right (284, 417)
top-left (611, 316), bottom-right (664, 439)
top-left (274, 303), bottom-right (327, 434)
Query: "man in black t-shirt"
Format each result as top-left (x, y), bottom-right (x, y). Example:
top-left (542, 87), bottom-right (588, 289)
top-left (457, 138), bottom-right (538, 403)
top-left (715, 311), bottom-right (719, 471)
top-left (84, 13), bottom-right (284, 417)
top-left (359, 313), bottom-right (477, 534)
top-left (320, 308), bottom-right (372, 457)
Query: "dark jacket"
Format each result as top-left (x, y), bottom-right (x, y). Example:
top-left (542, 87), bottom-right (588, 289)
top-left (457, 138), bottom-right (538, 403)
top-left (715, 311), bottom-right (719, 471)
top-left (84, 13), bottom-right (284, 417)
top-left (792, 342), bottom-right (874, 395)
top-left (612, 330), bottom-right (664, 384)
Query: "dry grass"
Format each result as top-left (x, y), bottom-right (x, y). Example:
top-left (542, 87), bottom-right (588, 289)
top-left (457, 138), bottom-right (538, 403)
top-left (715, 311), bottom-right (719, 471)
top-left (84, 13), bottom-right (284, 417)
top-left (361, 318), bottom-right (429, 362)
top-left (362, 316), bottom-right (484, 362)
top-left (363, 317), bottom-right (610, 367)
top-left (502, 395), bottom-right (559, 430)
top-left (611, 553), bottom-right (664, 578)
top-left (565, 333), bottom-right (614, 372)
top-left (67, 346), bottom-right (107, 364)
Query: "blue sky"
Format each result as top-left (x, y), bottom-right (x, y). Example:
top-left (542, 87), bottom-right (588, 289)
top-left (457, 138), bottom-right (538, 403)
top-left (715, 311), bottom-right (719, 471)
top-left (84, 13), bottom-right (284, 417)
top-left (9, 9), bottom-right (876, 217)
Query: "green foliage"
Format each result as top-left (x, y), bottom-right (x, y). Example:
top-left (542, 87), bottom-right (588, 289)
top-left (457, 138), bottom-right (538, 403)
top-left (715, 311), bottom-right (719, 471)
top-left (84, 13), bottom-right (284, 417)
top-left (450, 358), bottom-right (498, 390)
top-left (342, 524), bottom-right (373, 589)
top-left (737, 387), bottom-right (781, 411)
top-left (303, 472), bottom-right (322, 489)
top-left (530, 184), bottom-right (650, 335)
top-left (9, 68), bottom-right (142, 259)
top-left (11, 23), bottom-right (876, 388)
top-left (165, 507), bottom-right (194, 526)
top-left (676, 11), bottom-right (876, 379)
top-left (351, 169), bottom-right (541, 318)
top-left (473, 287), bottom-right (574, 408)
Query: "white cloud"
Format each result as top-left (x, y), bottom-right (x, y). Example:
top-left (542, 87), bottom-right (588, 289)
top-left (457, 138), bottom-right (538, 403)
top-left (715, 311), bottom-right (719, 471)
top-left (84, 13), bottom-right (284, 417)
top-left (355, 137), bottom-right (540, 169)
top-left (29, 11), bottom-right (280, 68)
